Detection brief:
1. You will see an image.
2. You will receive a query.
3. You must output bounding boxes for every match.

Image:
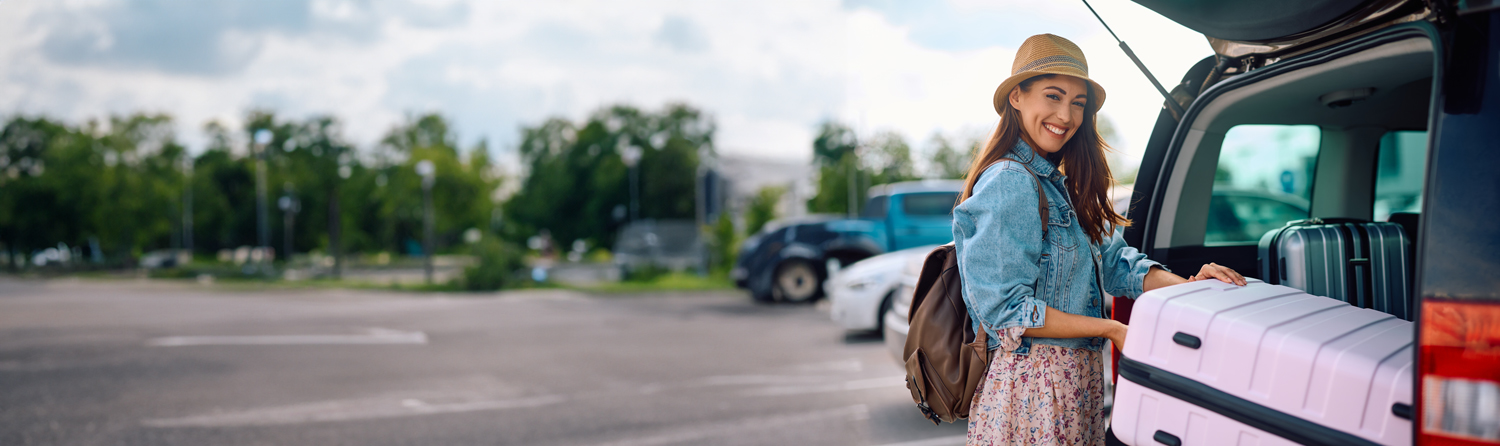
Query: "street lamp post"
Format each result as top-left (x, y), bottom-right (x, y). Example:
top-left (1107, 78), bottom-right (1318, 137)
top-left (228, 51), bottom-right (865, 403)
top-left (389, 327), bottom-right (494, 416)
top-left (182, 153), bottom-right (193, 264)
top-left (253, 129), bottom-right (273, 276)
top-left (416, 160), bottom-right (436, 285)
top-left (279, 183), bottom-right (299, 270)
top-left (618, 140), bottom-right (642, 222)
top-left (694, 145), bottom-right (712, 276)
top-left (332, 154), bottom-right (351, 280)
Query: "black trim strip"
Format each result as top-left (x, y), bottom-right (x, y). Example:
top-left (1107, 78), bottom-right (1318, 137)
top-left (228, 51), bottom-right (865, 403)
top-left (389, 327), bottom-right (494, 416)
top-left (1118, 357), bottom-right (1380, 446)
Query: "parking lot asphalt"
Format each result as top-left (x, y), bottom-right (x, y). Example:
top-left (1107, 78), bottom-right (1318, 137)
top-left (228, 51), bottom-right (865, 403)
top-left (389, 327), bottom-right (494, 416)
top-left (0, 278), bottom-right (967, 446)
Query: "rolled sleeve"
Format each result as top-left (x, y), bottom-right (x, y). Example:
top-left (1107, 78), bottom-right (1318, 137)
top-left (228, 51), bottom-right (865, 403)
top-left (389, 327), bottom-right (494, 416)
top-left (952, 164), bottom-right (1050, 344)
top-left (1099, 226), bottom-right (1166, 298)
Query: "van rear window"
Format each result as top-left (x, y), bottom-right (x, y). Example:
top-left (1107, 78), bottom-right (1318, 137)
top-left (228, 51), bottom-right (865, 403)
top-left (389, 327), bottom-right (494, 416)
top-left (1207, 125), bottom-right (1319, 244)
top-left (901, 192), bottom-right (959, 216)
top-left (1374, 131), bottom-right (1426, 222)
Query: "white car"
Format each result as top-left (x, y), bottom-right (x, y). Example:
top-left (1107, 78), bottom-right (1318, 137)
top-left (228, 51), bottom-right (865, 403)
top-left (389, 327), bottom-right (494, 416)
top-left (885, 187), bottom-right (1133, 365)
top-left (881, 249), bottom-right (927, 364)
top-left (826, 246), bottom-right (936, 334)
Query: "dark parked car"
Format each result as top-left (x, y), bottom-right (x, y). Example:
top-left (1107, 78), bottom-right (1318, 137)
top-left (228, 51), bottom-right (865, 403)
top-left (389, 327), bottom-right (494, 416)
top-left (732, 216), bottom-right (884, 303)
top-left (732, 180), bottom-right (962, 303)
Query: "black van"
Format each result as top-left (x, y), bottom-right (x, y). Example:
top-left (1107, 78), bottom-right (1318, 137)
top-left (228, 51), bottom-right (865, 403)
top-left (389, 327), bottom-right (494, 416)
top-left (1114, 0), bottom-right (1499, 444)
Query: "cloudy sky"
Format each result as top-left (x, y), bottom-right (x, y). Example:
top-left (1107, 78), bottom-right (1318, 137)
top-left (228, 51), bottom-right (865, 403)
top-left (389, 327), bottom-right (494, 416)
top-left (0, 0), bottom-right (1209, 168)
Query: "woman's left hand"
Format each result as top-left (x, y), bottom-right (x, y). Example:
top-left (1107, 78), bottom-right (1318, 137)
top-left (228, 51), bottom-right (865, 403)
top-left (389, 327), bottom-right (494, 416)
top-left (1187, 262), bottom-right (1246, 286)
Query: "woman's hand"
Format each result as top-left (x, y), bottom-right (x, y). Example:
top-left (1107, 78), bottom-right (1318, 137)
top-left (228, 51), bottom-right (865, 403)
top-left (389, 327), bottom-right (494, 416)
top-left (1186, 262), bottom-right (1246, 286)
top-left (1103, 320), bottom-right (1128, 350)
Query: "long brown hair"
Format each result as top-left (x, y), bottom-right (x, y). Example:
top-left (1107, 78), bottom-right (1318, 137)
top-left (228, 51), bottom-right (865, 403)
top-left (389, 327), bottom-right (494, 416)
top-left (959, 74), bottom-right (1128, 245)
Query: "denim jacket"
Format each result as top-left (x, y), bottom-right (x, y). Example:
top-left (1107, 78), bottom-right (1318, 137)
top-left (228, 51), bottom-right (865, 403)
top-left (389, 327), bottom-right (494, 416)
top-left (952, 140), bottom-right (1163, 353)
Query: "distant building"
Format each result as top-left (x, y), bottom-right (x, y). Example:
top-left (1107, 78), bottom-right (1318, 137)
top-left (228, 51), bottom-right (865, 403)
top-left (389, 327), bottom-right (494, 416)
top-left (612, 152), bottom-right (813, 273)
top-left (708, 152), bottom-right (814, 226)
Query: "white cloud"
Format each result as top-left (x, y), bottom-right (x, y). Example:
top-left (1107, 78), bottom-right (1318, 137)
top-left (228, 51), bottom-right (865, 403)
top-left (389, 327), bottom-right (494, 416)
top-left (835, 0), bottom-right (1210, 169)
top-left (0, 0), bottom-right (1208, 170)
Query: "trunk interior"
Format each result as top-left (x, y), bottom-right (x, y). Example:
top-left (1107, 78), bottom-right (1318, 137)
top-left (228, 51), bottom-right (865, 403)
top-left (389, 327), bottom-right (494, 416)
top-left (1144, 26), bottom-right (1434, 320)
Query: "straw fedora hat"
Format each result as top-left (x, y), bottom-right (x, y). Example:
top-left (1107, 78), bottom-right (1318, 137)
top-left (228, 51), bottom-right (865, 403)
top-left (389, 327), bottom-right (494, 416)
top-left (992, 34), bottom-right (1106, 114)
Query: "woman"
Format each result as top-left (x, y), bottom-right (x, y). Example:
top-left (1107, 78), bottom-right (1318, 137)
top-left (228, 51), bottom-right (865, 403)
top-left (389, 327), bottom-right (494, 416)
top-left (954, 34), bottom-right (1246, 445)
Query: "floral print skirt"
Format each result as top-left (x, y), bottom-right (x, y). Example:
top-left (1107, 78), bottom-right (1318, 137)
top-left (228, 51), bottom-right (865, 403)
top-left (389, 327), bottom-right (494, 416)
top-left (966, 327), bottom-right (1106, 446)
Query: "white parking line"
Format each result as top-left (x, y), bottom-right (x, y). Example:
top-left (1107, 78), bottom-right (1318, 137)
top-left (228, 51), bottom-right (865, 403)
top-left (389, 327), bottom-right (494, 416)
top-left (142, 394), bottom-right (564, 427)
top-left (742, 375), bottom-right (906, 396)
top-left (870, 434), bottom-right (968, 446)
top-left (694, 374), bottom-right (832, 386)
top-left (145, 328), bottom-right (427, 346)
top-left (577, 404), bottom-right (869, 446)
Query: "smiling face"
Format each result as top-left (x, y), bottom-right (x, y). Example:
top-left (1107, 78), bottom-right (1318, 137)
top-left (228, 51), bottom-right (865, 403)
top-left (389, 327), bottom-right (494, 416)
top-left (1008, 75), bottom-right (1090, 156)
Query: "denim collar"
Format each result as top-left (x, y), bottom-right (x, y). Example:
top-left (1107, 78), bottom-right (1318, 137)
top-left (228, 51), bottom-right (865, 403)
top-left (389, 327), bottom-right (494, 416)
top-left (1005, 139), bottom-right (1063, 182)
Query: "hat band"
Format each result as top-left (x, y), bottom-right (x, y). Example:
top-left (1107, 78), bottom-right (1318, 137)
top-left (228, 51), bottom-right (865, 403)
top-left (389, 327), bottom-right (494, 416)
top-left (1014, 55), bottom-right (1086, 76)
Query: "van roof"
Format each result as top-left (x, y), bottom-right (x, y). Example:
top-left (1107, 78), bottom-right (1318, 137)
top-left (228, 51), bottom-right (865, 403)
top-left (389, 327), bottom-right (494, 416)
top-left (867, 179), bottom-right (963, 198)
top-left (1134, 0), bottom-right (1425, 59)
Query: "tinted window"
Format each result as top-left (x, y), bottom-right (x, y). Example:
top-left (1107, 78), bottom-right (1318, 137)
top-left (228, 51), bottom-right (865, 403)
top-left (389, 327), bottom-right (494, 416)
top-left (862, 196), bottom-right (888, 218)
top-left (1374, 131), bottom-right (1427, 222)
top-left (1208, 125), bottom-right (1319, 244)
top-left (902, 192), bottom-right (959, 216)
top-left (1205, 192), bottom-right (1310, 244)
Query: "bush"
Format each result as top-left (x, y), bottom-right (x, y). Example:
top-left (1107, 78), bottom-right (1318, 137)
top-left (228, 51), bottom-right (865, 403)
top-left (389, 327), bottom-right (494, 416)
top-left (586, 247), bottom-right (613, 263)
top-left (462, 239), bottom-right (526, 291)
top-left (706, 213), bottom-right (739, 275)
top-left (623, 263), bottom-right (670, 283)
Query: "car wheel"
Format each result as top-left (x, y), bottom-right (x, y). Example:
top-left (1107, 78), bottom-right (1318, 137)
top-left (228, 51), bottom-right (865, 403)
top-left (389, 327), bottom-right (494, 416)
top-left (773, 260), bottom-right (822, 303)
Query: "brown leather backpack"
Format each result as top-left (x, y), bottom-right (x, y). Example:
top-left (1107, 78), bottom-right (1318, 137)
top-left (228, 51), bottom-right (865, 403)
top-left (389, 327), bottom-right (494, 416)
top-left (902, 161), bottom-right (1047, 424)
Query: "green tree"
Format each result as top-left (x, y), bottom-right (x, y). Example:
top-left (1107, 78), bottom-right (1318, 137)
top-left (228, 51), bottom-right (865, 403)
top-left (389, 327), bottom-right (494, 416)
top-left (807, 153), bottom-right (864, 215)
top-left (188, 133), bottom-right (256, 254)
top-left (462, 237), bottom-right (525, 291)
top-left (0, 109), bottom-right (506, 275)
top-left (0, 113), bottom-right (188, 267)
top-left (275, 115), bottom-right (358, 275)
top-left (806, 124), bottom-right (917, 215)
top-left (0, 116), bottom-right (93, 266)
top-left (744, 185), bottom-right (784, 235)
top-left (806, 121), bottom-right (863, 215)
top-left (812, 120), bottom-right (856, 167)
top-left (864, 130), bottom-right (916, 184)
top-left (97, 114), bottom-right (186, 260)
top-left (706, 212), bottom-right (737, 275)
top-left (927, 133), bottom-right (977, 179)
top-left (370, 113), bottom-right (500, 257)
top-left (503, 103), bottom-right (713, 250)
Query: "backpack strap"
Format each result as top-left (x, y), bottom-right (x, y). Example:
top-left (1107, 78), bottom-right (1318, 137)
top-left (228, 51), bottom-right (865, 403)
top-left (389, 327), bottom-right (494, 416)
top-left (990, 159), bottom-right (1049, 241)
top-left (959, 159), bottom-right (1053, 339)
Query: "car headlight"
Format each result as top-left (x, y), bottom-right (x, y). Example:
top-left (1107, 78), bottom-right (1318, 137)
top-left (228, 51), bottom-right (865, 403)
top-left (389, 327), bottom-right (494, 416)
top-left (740, 235), bottom-right (762, 253)
top-left (846, 277), bottom-right (879, 292)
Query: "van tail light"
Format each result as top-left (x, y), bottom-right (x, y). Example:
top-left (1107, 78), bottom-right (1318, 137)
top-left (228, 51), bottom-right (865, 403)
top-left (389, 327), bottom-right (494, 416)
top-left (1419, 300), bottom-right (1500, 445)
top-left (1110, 294), bottom-right (1134, 385)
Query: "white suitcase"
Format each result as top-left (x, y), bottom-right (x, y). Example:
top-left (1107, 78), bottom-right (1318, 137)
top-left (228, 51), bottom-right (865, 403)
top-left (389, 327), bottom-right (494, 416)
top-left (1111, 279), bottom-right (1414, 446)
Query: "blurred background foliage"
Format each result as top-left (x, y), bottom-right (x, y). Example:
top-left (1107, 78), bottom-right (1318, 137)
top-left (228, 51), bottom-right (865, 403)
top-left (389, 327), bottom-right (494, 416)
top-left (0, 110), bottom-right (500, 271)
top-left (0, 100), bottom-right (1006, 289)
top-left (806, 121), bottom-right (927, 215)
top-left (503, 103), bottom-right (712, 250)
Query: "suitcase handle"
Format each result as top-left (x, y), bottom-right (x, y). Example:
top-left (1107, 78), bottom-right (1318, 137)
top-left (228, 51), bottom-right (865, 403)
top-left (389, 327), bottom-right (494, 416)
top-left (1153, 430), bottom-right (1182, 446)
top-left (1285, 217), bottom-right (1367, 226)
